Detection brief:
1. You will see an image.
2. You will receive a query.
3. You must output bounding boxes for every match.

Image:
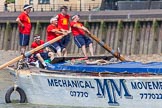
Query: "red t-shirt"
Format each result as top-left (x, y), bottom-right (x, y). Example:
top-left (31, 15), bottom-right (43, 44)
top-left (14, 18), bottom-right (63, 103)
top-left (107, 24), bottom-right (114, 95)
top-left (31, 40), bottom-right (44, 53)
top-left (57, 13), bottom-right (70, 30)
top-left (17, 12), bottom-right (31, 35)
top-left (46, 24), bottom-right (60, 41)
top-left (70, 21), bottom-right (85, 36)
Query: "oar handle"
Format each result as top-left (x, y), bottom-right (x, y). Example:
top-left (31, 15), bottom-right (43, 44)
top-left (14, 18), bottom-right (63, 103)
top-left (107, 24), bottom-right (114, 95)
top-left (0, 35), bottom-right (64, 70)
top-left (88, 33), bottom-right (126, 61)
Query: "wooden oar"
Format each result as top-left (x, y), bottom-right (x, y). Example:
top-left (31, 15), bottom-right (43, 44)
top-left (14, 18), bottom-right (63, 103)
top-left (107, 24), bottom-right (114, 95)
top-left (0, 35), bottom-right (64, 70)
top-left (87, 33), bottom-right (126, 61)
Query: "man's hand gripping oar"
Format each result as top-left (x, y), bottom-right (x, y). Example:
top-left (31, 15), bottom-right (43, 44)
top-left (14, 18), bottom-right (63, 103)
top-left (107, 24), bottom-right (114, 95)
top-left (0, 35), bottom-right (65, 70)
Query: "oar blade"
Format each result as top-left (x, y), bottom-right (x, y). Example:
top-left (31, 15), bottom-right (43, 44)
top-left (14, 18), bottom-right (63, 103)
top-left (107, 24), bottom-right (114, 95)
top-left (88, 33), bottom-right (126, 61)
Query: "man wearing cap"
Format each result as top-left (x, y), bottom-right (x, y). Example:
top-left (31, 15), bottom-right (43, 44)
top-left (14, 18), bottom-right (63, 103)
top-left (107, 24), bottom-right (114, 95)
top-left (70, 14), bottom-right (94, 58)
top-left (46, 17), bottom-right (67, 57)
top-left (16, 4), bottom-right (32, 54)
top-left (55, 6), bottom-right (71, 56)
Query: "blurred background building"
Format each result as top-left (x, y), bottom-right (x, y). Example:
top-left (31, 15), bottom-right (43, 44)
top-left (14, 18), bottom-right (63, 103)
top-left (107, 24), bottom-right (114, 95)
top-left (1, 0), bottom-right (162, 12)
top-left (0, 0), bottom-right (101, 12)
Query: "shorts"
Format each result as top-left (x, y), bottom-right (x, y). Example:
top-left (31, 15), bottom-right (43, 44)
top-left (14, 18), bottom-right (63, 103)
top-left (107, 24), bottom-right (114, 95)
top-left (74, 35), bottom-right (93, 48)
top-left (60, 34), bottom-right (70, 47)
top-left (19, 33), bottom-right (30, 46)
top-left (49, 41), bottom-right (65, 53)
top-left (34, 52), bottom-right (49, 60)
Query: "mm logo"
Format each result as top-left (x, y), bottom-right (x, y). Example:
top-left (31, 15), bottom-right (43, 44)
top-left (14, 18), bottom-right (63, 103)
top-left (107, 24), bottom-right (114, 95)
top-left (95, 79), bottom-right (132, 106)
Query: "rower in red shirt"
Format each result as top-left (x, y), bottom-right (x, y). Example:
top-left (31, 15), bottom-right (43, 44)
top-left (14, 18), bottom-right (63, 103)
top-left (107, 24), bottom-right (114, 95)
top-left (46, 17), bottom-right (67, 57)
top-left (55, 6), bottom-right (71, 56)
top-left (31, 36), bottom-right (44, 54)
top-left (16, 4), bottom-right (32, 54)
top-left (30, 34), bottom-right (54, 68)
top-left (70, 14), bottom-right (94, 58)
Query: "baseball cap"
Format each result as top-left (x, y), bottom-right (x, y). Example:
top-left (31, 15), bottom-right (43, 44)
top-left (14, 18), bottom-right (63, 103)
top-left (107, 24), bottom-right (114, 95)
top-left (23, 4), bottom-right (32, 10)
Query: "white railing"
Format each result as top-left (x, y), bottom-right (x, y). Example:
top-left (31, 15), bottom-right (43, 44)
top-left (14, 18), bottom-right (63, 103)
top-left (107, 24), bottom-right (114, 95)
top-left (1, 3), bottom-right (101, 12)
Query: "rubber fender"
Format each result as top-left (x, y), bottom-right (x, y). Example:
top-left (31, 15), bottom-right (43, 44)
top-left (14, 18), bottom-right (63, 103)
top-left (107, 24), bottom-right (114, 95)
top-left (5, 86), bottom-right (26, 103)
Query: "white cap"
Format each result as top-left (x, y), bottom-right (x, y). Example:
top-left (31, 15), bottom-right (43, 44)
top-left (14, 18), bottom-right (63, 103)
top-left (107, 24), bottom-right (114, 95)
top-left (23, 4), bottom-right (32, 10)
top-left (72, 14), bottom-right (80, 20)
top-left (50, 17), bottom-right (57, 23)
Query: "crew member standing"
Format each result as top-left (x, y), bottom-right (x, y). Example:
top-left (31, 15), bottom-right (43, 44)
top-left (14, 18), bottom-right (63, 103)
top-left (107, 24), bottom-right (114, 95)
top-left (16, 4), bottom-right (32, 54)
top-left (55, 6), bottom-right (71, 56)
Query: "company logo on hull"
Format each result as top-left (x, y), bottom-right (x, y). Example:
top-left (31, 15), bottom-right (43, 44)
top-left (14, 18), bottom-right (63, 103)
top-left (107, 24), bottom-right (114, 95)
top-left (95, 79), bottom-right (133, 106)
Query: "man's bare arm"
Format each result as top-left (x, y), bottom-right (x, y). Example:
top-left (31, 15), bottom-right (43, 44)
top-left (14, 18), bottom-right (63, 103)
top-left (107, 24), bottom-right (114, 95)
top-left (16, 18), bottom-right (24, 27)
top-left (73, 24), bottom-right (90, 34)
